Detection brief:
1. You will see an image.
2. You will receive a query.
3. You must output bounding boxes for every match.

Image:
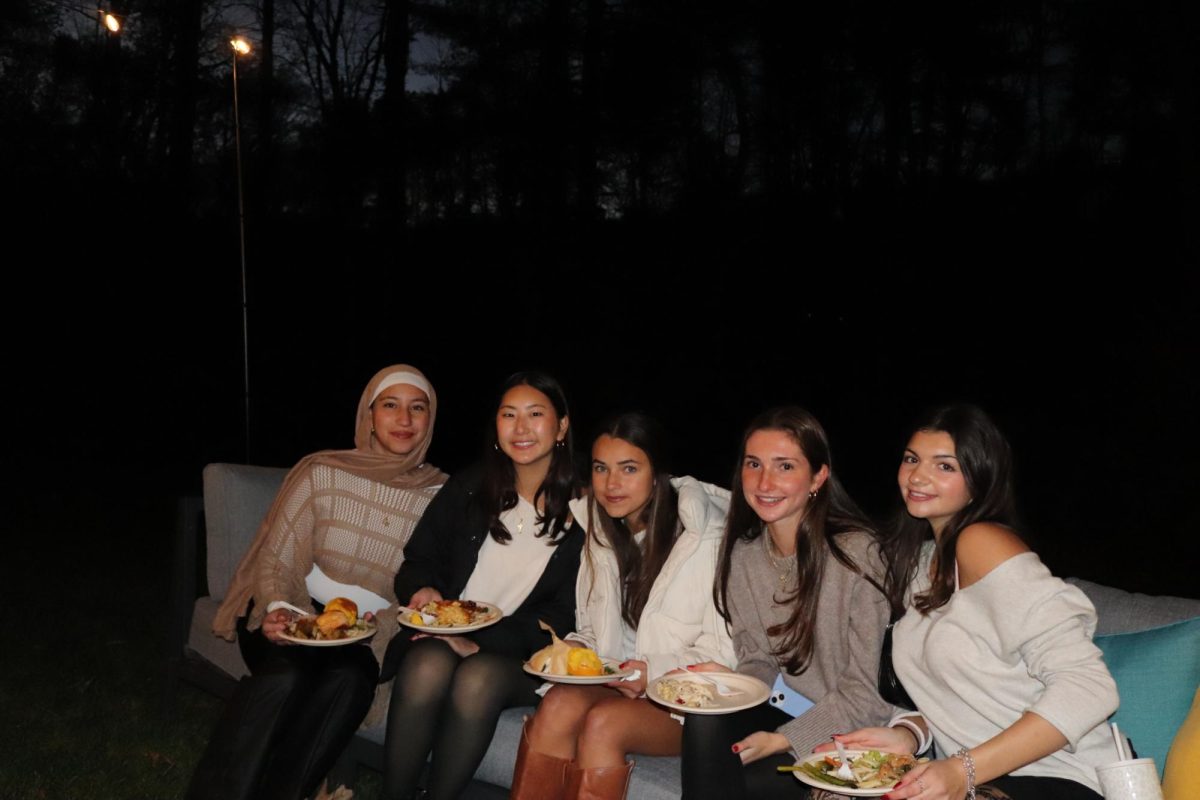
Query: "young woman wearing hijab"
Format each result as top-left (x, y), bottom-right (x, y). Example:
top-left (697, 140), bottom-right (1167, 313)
top-left (381, 370), bottom-right (585, 800)
top-left (188, 365), bottom-right (447, 800)
top-left (509, 412), bottom-right (735, 800)
top-left (824, 405), bottom-right (1118, 800)
top-left (680, 406), bottom-right (894, 799)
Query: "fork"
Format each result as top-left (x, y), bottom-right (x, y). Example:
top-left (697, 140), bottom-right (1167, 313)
top-left (832, 737), bottom-right (856, 781)
top-left (685, 672), bottom-right (744, 697)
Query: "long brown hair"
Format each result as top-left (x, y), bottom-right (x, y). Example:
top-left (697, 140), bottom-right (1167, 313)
top-left (586, 413), bottom-right (681, 628)
top-left (714, 406), bottom-right (879, 675)
top-left (879, 404), bottom-right (1020, 615)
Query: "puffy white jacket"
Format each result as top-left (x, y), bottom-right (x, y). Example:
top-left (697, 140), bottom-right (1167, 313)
top-left (566, 476), bottom-right (736, 680)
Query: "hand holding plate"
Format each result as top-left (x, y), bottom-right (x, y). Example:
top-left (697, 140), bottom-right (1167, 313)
top-left (408, 587), bottom-right (443, 609)
top-left (609, 659), bottom-right (647, 697)
top-left (733, 730), bottom-right (790, 765)
top-left (815, 727), bottom-right (916, 755)
top-left (262, 607), bottom-right (299, 644)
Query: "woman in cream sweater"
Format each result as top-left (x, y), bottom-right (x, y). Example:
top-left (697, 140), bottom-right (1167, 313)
top-left (830, 405), bottom-right (1118, 800)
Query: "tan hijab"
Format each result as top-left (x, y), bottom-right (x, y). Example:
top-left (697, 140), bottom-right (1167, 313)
top-left (213, 364), bottom-right (447, 639)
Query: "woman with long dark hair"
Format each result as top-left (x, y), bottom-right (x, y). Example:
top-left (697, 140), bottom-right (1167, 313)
top-left (510, 412), bottom-right (734, 799)
top-left (680, 406), bottom-right (893, 799)
top-left (189, 364), bottom-right (447, 800)
top-left (380, 370), bottom-right (585, 800)
top-left (827, 405), bottom-right (1118, 800)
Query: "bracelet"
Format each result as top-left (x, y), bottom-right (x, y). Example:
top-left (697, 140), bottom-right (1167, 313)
top-left (952, 747), bottom-right (976, 800)
top-left (889, 718), bottom-right (928, 755)
top-left (887, 712), bottom-right (931, 755)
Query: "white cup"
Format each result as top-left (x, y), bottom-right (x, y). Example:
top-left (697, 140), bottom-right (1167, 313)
top-left (1096, 757), bottom-right (1163, 800)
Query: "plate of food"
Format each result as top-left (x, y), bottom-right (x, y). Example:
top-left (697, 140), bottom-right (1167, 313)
top-left (786, 750), bottom-right (927, 796)
top-left (523, 649), bottom-right (633, 684)
top-left (646, 673), bottom-right (771, 715)
top-left (522, 622), bottom-right (634, 684)
top-left (398, 599), bottom-right (502, 633)
top-left (277, 597), bottom-right (377, 646)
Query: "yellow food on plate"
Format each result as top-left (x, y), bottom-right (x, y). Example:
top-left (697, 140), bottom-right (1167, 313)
top-left (567, 648), bottom-right (605, 676)
top-left (325, 597), bottom-right (359, 627)
top-left (316, 597), bottom-right (359, 636)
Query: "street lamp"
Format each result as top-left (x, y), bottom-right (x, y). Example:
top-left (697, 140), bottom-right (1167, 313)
top-left (48, 3), bottom-right (123, 34)
top-left (231, 35), bottom-right (252, 462)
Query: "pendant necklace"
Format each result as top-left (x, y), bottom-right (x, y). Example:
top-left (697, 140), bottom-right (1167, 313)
top-left (763, 533), bottom-right (793, 588)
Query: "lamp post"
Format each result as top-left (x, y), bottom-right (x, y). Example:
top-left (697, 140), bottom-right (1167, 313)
top-left (231, 35), bottom-right (252, 463)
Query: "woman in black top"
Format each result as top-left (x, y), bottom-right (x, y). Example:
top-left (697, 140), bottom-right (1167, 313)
top-left (381, 370), bottom-right (585, 800)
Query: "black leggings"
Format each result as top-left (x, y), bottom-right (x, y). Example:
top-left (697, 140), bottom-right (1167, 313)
top-left (186, 614), bottom-right (379, 800)
top-left (681, 703), bottom-right (808, 800)
top-left (382, 637), bottom-right (541, 800)
top-left (976, 775), bottom-right (1102, 799)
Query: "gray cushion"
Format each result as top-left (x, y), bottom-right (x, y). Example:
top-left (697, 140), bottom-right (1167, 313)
top-left (1068, 578), bottom-right (1200, 636)
top-left (202, 463), bottom-right (289, 599)
top-left (187, 596), bottom-right (250, 679)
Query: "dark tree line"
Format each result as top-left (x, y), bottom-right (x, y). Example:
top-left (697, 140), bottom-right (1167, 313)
top-left (4, 0), bottom-right (1196, 239)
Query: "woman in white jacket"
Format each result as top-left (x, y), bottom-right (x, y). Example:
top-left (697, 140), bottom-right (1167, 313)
top-left (510, 412), bottom-right (735, 800)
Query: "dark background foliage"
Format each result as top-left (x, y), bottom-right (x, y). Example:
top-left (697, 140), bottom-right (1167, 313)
top-left (4, 0), bottom-right (1197, 597)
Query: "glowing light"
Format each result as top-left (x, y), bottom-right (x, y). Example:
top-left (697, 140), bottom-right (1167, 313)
top-left (230, 37), bottom-right (251, 56)
top-left (103, 12), bottom-right (120, 32)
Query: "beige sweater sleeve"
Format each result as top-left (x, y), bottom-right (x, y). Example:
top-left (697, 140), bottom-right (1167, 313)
top-left (249, 467), bottom-right (320, 628)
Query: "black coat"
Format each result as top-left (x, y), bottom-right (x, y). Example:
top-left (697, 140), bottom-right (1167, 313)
top-left (381, 462), bottom-right (583, 678)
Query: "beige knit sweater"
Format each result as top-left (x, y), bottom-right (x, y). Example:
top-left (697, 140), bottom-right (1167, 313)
top-left (234, 462), bottom-right (441, 726)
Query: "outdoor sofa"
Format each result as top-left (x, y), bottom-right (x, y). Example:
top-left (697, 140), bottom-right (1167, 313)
top-left (167, 462), bottom-right (1200, 799)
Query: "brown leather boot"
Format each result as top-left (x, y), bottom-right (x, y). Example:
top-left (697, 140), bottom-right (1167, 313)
top-left (564, 761), bottom-right (634, 800)
top-left (510, 718), bottom-right (570, 800)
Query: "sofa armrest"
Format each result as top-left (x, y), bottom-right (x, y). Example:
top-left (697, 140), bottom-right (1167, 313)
top-left (1067, 577), bottom-right (1200, 636)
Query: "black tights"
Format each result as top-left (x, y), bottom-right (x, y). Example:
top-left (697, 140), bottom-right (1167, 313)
top-left (681, 704), bottom-right (807, 800)
top-left (382, 638), bottom-right (540, 800)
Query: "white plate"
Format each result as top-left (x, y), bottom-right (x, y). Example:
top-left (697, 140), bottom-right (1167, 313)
top-left (397, 600), bottom-right (503, 634)
top-left (278, 622), bottom-right (376, 647)
top-left (523, 658), bottom-right (634, 684)
top-left (646, 673), bottom-right (770, 715)
top-left (790, 750), bottom-right (905, 796)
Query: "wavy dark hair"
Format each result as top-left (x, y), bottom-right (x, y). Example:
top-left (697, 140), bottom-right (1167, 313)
top-left (879, 404), bottom-right (1020, 616)
top-left (481, 370), bottom-right (579, 544)
top-left (585, 413), bottom-right (681, 628)
top-left (714, 406), bottom-right (879, 675)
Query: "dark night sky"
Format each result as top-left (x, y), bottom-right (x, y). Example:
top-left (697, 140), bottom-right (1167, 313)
top-left (5, 0), bottom-right (1198, 602)
top-left (12, 212), bottom-right (1199, 600)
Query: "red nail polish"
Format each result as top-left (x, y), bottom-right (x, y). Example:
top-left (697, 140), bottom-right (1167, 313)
top-left (686, 665), bottom-right (695, 671)
top-left (731, 744), bottom-right (740, 753)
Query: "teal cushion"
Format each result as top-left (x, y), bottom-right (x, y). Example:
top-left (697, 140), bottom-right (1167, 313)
top-left (1095, 615), bottom-right (1200, 778)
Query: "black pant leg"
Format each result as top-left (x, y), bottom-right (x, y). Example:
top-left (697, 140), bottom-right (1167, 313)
top-left (186, 624), bottom-right (313, 800)
top-left (681, 703), bottom-right (805, 800)
top-left (258, 642), bottom-right (380, 800)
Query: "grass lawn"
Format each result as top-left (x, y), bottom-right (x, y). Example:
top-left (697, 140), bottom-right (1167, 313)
top-left (0, 488), bottom-right (383, 800)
